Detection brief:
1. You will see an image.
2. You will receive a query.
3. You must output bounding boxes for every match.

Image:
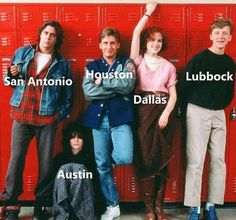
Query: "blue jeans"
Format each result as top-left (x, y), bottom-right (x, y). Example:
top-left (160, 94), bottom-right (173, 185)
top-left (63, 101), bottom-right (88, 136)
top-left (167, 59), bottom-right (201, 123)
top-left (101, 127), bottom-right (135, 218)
top-left (92, 114), bottom-right (133, 206)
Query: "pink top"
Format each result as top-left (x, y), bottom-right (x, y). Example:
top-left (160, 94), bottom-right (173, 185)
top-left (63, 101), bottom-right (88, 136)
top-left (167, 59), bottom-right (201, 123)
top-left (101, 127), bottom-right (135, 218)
top-left (134, 55), bottom-right (177, 93)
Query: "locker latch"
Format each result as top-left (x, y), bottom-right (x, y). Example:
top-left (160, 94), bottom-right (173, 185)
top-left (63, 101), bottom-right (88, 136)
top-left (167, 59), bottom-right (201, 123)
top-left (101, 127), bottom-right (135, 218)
top-left (230, 107), bottom-right (236, 120)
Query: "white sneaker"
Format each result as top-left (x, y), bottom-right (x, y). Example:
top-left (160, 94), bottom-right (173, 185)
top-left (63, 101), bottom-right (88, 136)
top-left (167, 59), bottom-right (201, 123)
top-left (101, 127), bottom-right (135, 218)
top-left (100, 205), bottom-right (120, 220)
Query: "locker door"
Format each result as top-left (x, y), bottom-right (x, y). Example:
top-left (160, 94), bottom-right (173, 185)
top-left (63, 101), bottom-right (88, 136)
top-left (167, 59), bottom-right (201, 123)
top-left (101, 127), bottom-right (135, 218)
top-left (161, 32), bottom-right (186, 71)
top-left (18, 31), bottom-right (37, 48)
top-left (187, 5), bottom-right (229, 58)
top-left (187, 6), bottom-right (229, 31)
top-left (0, 5), bottom-right (16, 30)
top-left (61, 5), bottom-right (101, 55)
top-left (18, 5), bottom-right (58, 30)
top-left (228, 6), bottom-right (236, 56)
top-left (226, 91), bottom-right (236, 201)
top-left (61, 5), bottom-right (102, 120)
top-left (104, 4), bottom-right (143, 56)
top-left (0, 32), bottom-right (17, 56)
top-left (224, 5), bottom-right (236, 202)
top-left (0, 56), bottom-right (13, 193)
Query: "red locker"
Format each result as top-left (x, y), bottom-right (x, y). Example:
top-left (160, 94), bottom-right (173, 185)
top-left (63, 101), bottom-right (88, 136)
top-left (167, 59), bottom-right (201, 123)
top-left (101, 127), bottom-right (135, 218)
top-left (0, 2), bottom-right (236, 203)
top-left (18, 6), bottom-right (59, 30)
top-left (0, 32), bottom-right (16, 56)
top-left (61, 5), bottom-right (102, 55)
top-left (0, 5), bottom-right (16, 30)
top-left (187, 5), bottom-right (229, 60)
top-left (104, 4), bottom-right (142, 56)
top-left (187, 5), bottom-right (229, 31)
top-left (18, 31), bottom-right (37, 48)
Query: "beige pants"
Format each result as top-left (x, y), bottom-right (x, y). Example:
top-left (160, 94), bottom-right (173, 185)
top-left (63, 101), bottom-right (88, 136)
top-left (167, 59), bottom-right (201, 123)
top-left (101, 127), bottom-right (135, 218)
top-left (184, 103), bottom-right (226, 207)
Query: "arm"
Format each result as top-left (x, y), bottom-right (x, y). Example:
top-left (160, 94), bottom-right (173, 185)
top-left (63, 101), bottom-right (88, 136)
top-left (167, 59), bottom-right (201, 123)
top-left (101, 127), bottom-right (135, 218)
top-left (58, 63), bottom-right (73, 121)
top-left (82, 67), bottom-right (116, 100)
top-left (3, 48), bottom-right (23, 85)
top-left (158, 85), bottom-right (177, 129)
top-left (177, 58), bottom-right (196, 105)
top-left (102, 59), bottom-right (136, 94)
top-left (130, 0), bottom-right (158, 60)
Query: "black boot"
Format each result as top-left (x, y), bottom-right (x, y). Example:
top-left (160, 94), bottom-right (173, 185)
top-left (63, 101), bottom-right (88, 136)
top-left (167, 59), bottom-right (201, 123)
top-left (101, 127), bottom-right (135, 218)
top-left (33, 205), bottom-right (51, 220)
top-left (4, 205), bottom-right (20, 220)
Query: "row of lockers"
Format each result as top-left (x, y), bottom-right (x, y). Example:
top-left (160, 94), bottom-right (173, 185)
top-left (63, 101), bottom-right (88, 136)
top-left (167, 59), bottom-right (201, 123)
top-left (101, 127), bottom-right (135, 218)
top-left (1, 4), bottom-right (236, 57)
top-left (0, 3), bottom-right (236, 202)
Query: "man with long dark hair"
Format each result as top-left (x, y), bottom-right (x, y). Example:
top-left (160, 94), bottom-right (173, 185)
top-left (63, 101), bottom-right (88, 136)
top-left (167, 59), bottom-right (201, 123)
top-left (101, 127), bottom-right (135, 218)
top-left (1, 20), bottom-right (72, 220)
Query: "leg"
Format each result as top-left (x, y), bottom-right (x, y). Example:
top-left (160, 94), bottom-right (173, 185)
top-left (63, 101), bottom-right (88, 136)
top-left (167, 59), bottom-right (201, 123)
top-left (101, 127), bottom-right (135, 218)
top-left (2, 121), bottom-right (34, 202)
top-left (34, 120), bottom-right (58, 202)
top-left (207, 110), bottom-right (226, 205)
top-left (155, 167), bottom-right (169, 220)
top-left (92, 115), bottom-right (118, 206)
top-left (184, 104), bottom-right (211, 207)
top-left (111, 123), bottom-right (133, 165)
top-left (141, 177), bottom-right (156, 220)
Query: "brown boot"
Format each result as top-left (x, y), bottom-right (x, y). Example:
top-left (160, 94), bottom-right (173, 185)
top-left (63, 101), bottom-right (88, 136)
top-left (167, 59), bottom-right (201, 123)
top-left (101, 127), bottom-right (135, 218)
top-left (154, 176), bottom-right (169, 220)
top-left (141, 177), bottom-right (156, 220)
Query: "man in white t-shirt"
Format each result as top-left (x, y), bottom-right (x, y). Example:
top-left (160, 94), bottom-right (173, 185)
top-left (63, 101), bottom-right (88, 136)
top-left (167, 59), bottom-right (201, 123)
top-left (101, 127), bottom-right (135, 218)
top-left (0, 20), bottom-right (72, 220)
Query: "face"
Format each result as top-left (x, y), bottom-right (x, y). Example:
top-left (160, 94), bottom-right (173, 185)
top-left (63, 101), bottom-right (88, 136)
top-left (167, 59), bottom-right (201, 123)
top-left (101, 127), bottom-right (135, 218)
top-left (210, 26), bottom-right (232, 51)
top-left (99, 35), bottom-right (120, 61)
top-left (39, 25), bottom-right (57, 53)
top-left (70, 135), bottom-right (83, 154)
top-left (146, 32), bottom-right (163, 55)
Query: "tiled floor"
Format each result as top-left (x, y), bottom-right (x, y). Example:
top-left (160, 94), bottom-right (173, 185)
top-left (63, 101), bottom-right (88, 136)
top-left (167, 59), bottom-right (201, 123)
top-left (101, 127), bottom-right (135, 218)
top-left (17, 204), bottom-right (236, 220)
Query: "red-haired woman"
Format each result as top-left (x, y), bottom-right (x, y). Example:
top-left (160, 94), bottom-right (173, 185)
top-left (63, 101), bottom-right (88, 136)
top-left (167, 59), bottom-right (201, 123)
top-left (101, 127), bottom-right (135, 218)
top-left (130, 1), bottom-right (177, 219)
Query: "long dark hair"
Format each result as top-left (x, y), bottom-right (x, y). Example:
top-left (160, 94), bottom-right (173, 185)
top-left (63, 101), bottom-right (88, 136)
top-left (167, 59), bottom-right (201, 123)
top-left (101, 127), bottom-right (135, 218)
top-left (37, 20), bottom-right (64, 50)
top-left (62, 122), bottom-right (85, 154)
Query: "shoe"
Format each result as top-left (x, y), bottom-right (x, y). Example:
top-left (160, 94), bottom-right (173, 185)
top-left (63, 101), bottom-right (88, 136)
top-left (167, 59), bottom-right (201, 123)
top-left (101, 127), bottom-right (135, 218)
top-left (100, 205), bottom-right (120, 220)
top-left (5, 210), bottom-right (19, 220)
top-left (33, 205), bottom-right (51, 220)
top-left (203, 206), bottom-right (219, 220)
top-left (0, 205), bottom-right (6, 218)
top-left (187, 207), bottom-right (200, 220)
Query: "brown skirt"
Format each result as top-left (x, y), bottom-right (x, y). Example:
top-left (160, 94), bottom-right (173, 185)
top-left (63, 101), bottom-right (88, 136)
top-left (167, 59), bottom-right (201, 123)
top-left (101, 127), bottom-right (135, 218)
top-left (134, 93), bottom-right (175, 179)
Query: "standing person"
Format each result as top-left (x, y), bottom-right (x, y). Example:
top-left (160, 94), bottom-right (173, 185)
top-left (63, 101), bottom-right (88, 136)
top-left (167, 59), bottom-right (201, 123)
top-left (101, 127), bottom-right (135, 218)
top-left (1, 20), bottom-right (72, 220)
top-left (130, 1), bottom-right (177, 220)
top-left (82, 27), bottom-right (136, 220)
top-left (179, 18), bottom-right (235, 220)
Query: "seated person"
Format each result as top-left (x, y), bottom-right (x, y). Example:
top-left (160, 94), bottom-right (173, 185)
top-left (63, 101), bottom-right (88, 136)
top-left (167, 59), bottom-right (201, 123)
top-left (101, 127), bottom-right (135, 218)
top-left (53, 122), bottom-right (105, 220)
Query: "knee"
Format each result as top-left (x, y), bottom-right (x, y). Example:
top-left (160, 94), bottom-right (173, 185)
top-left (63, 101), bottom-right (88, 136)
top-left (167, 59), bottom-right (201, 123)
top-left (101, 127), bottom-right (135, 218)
top-left (113, 154), bottom-right (133, 165)
top-left (187, 157), bottom-right (204, 171)
top-left (96, 161), bottom-right (113, 175)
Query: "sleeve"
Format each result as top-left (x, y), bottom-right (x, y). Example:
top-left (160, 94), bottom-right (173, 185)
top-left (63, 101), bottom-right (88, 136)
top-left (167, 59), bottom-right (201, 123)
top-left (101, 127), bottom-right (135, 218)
top-left (3, 48), bottom-right (24, 86)
top-left (102, 58), bottom-right (136, 94)
top-left (82, 67), bottom-right (116, 101)
top-left (176, 56), bottom-right (198, 112)
top-left (166, 64), bottom-right (177, 88)
top-left (58, 62), bottom-right (73, 121)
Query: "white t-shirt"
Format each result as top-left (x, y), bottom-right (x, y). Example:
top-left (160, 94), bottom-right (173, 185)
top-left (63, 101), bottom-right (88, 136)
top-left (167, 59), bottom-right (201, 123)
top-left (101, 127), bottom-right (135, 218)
top-left (36, 52), bottom-right (51, 74)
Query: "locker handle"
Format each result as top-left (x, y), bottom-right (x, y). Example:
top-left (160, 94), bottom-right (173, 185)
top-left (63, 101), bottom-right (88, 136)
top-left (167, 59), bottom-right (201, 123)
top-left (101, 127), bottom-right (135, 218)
top-left (230, 107), bottom-right (236, 120)
top-left (170, 58), bottom-right (179, 63)
top-left (67, 58), bottom-right (77, 62)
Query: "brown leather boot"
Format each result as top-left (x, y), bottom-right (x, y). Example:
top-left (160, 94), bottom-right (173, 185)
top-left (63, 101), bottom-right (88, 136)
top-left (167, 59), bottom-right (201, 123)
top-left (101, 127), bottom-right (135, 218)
top-left (141, 177), bottom-right (156, 220)
top-left (154, 176), bottom-right (169, 220)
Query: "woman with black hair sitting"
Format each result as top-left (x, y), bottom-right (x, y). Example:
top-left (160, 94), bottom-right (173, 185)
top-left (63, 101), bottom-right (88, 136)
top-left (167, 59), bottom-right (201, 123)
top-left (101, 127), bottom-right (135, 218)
top-left (53, 122), bottom-right (105, 220)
